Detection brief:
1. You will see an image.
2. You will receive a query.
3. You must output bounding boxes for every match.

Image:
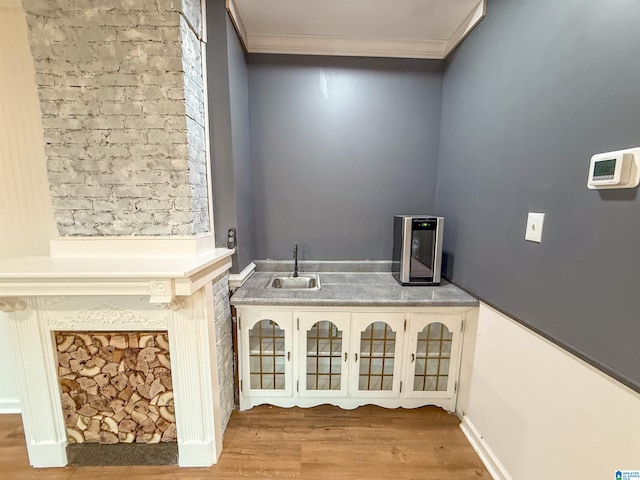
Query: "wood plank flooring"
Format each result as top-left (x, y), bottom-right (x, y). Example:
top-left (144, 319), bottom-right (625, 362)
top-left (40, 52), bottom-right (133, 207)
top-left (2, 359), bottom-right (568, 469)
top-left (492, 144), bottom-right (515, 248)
top-left (0, 405), bottom-right (489, 479)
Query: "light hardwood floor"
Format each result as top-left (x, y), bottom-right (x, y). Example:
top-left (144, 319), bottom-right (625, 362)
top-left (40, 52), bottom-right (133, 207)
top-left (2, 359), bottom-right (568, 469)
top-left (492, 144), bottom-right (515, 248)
top-left (0, 405), bottom-right (490, 479)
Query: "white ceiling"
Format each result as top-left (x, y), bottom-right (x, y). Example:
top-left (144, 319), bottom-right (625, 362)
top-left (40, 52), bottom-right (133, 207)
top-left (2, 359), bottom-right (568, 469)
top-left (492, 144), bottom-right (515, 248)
top-left (226, 0), bottom-right (486, 59)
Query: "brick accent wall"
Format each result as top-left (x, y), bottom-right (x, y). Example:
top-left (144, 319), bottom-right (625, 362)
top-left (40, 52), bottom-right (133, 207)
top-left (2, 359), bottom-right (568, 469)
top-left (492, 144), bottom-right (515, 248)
top-left (213, 275), bottom-right (234, 432)
top-left (22, 0), bottom-right (210, 236)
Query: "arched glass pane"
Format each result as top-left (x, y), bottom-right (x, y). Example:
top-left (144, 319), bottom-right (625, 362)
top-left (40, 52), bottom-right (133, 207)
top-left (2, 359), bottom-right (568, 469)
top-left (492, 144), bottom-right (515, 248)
top-left (249, 320), bottom-right (286, 390)
top-left (306, 321), bottom-right (342, 390)
top-left (413, 322), bottom-right (451, 392)
top-left (359, 322), bottom-right (396, 391)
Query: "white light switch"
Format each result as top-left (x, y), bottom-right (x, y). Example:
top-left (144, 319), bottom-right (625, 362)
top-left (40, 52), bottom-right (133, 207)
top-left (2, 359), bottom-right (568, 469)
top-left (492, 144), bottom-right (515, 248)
top-left (525, 212), bottom-right (545, 243)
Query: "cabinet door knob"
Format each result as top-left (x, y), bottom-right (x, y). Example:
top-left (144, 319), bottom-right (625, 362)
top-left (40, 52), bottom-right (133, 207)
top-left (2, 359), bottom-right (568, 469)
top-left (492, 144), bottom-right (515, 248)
top-left (287, 351), bottom-right (291, 361)
top-left (344, 352), bottom-right (348, 362)
top-left (410, 353), bottom-right (415, 363)
top-left (354, 353), bottom-right (358, 362)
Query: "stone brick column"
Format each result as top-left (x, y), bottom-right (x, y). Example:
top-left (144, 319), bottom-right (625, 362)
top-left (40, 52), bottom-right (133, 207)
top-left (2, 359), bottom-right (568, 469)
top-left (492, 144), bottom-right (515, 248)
top-left (22, 0), bottom-right (209, 237)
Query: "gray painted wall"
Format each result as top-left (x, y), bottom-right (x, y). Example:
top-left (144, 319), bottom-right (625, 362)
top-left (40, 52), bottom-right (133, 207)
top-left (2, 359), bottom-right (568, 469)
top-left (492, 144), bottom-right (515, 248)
top-left (436, 0), bottom-right (640, 388)
top-left (226, 15), bottom-right (255, 273)
top-left (248, 55), bottom-right (443, 260)
top-left (206, 0), bottom-right (254, 273)
top-left (207, 0), bottom-right (235, 251)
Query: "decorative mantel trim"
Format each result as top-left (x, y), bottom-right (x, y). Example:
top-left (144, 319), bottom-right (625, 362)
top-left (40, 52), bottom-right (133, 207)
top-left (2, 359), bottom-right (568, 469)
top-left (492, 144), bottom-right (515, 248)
top-left (0, 248), bottom-right (234, 305)
top-left (0, 297), bottom-right (26, 313)
top-left (47, 305), bottom-right (168, 330)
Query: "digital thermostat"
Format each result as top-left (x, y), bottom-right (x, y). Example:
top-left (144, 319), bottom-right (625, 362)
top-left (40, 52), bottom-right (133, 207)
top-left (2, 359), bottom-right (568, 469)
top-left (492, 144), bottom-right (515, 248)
top-left (587, 147), bottom-right (640, 189)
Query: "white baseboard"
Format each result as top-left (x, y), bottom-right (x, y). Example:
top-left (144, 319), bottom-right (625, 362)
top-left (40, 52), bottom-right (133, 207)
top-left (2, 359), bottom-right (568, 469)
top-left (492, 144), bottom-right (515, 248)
top-left (460, 415), bottom-right (511, 480)
top-left (26, 441), bottom-right (67, 467)
top-left (177, 441), bottom-right (217, 467)
top-left (0, 397), bottom-right (20, 414)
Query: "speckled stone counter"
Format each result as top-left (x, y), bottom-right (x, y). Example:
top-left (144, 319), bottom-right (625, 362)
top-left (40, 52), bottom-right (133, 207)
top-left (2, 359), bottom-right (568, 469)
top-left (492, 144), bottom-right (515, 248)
top-left (230, 271), bottom-right (478, 308)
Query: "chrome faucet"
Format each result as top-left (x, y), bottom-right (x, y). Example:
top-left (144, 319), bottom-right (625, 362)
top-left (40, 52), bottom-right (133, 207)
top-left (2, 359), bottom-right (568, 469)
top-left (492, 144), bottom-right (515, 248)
top-left (292, 242), bottom-right (299, 277)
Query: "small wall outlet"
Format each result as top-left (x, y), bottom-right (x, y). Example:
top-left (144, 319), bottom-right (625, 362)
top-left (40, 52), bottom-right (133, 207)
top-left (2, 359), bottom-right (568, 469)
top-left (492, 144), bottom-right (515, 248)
top-left (227, 228), bottom-right (236, 249)
top-left (525, 212), bottom-right (545, 243)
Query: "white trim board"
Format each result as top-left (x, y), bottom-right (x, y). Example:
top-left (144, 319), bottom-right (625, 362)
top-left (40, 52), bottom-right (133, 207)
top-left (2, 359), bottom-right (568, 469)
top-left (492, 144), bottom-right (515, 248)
top-left (460, 416), bottom-right (511, 480)
top-left (49, 234), bottom-right (216, 257)
top-left (0, 398), bottom-right (20, 414)
top-left (228, 262), bottom-right (256, 291)
top-left (246, 34), bottom-right (448, 60)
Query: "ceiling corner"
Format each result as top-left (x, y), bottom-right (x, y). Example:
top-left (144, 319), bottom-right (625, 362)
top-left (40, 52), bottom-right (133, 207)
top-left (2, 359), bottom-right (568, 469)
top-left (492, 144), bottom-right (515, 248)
top-left (444, 0), bottom-right (486, 58)
top-left (226, 0), bottom-right (248, 50)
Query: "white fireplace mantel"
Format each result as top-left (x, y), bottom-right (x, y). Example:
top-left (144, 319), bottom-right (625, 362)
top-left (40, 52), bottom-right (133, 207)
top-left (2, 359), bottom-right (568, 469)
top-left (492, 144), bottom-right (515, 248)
top-left (0, 247), bottom-right (234, 304)
top-left (0, 246), bottom-right (234, 468)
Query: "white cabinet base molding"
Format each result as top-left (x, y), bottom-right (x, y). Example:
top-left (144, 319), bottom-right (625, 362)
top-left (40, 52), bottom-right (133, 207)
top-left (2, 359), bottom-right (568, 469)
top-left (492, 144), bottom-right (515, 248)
top-left (0, 248), bottom-right (233, 468)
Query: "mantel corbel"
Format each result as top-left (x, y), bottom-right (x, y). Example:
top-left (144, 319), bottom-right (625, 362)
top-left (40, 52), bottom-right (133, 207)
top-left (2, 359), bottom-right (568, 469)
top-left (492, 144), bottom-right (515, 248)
top-left (0, 297), bottom-right (27, 313)
top-left (160, 298), bottom-right (188, 311)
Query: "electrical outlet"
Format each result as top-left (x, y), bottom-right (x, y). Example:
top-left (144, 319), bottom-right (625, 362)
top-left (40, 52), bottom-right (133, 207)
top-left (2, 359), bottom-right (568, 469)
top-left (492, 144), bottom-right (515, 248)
top-left (525, 212), bottom-right (545, 243)
top-left (227, 228), bottom-right (236, 249)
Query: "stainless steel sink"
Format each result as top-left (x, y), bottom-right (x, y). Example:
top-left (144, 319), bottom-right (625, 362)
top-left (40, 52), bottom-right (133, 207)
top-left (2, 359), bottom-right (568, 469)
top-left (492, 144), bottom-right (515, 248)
top-left (267, 273), bottom-right (321, 290)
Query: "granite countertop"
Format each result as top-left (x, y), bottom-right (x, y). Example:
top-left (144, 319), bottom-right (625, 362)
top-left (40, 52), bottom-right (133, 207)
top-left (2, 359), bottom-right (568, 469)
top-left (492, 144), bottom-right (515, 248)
top-left (230, 271), bottom-right (478, 308)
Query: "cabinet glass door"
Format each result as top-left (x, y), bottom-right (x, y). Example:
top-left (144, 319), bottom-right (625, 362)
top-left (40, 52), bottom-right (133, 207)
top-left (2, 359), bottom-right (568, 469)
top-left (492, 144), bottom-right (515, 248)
top-left (404, 314), bottom-right (462, 399)
top-left (350, 313), bottom-right (405, 398)
top-left (298, 312), bottom-right (350, 397)
top-left (240, 311), bottom-right (293, 397)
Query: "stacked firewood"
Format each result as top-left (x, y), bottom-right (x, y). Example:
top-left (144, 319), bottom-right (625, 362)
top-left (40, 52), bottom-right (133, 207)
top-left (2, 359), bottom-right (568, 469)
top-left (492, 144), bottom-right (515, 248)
top-left (56, 332), bottom-right (177, 444)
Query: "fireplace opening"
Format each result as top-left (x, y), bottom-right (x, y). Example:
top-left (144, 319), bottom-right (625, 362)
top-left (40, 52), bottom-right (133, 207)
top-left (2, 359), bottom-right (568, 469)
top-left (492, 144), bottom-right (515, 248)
top-left (55, 331), bottom-right (178, 464)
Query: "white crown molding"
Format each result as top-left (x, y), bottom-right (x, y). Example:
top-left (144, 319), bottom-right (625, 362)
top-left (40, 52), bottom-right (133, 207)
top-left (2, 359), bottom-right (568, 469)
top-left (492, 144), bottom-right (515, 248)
top-left (227, 1), bottom-right (486, 60)
top-left (229, 262), bottom-right (255, 291)
top-left (246, 33), bottom-right (448, 59)
top-left (444, 0), bottom-right (486, 58)
top-left (49, 233), bottom-right (216, 258)
top-left (226, 0), bottom-right (248, 50)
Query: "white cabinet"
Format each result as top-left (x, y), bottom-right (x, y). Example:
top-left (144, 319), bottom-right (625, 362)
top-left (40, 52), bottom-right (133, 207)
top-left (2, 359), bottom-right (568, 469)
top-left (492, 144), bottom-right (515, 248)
top-left (298, 311), bottom-right (351, 399)
top-left (239, 310), bottom-right (294, 399)
top-left (403, 313), bottom-right (463, 406)
top-left (350, 312), bottom-right (405, 399)
top-left (237, 306), bottom-right (469, 412)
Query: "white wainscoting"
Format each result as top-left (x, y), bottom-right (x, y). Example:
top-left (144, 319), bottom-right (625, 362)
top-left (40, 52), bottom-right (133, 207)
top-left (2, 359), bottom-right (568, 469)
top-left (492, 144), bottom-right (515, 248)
top-left (457, 303), bottom-right (640, 480)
